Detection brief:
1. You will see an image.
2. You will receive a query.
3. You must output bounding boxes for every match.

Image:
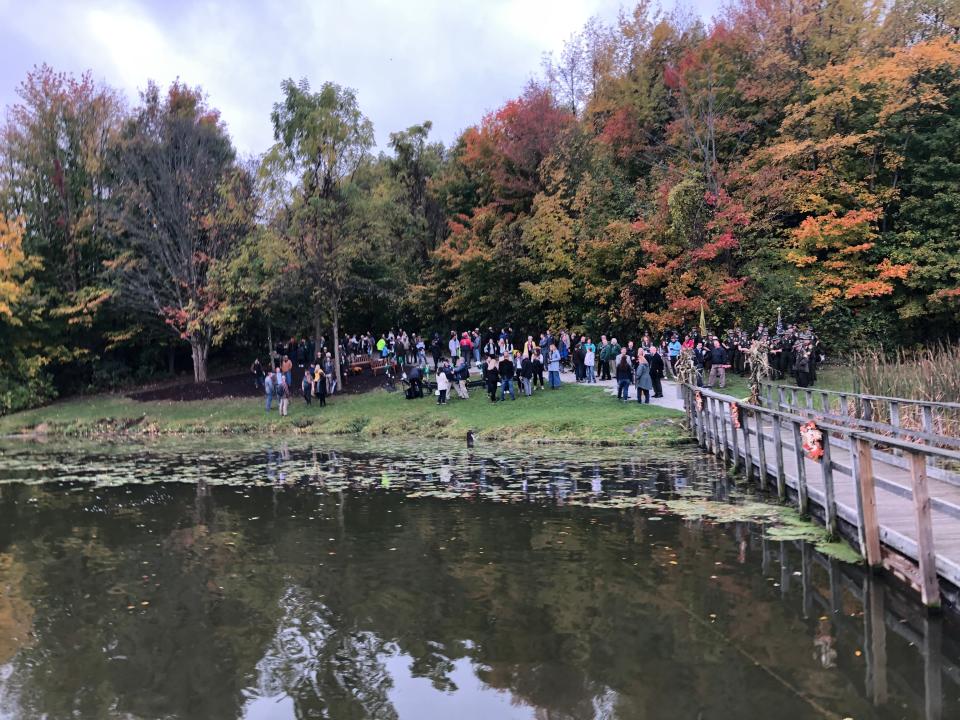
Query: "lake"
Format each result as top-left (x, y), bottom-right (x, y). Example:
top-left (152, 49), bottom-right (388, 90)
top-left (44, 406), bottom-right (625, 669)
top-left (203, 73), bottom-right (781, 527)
top-left (0, 439), bottom-right (957, 719)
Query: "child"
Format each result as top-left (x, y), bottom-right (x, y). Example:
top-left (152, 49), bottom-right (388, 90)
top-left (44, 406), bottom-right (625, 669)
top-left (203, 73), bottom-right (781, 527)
top-left (436, 360), bottom-right (450, 405)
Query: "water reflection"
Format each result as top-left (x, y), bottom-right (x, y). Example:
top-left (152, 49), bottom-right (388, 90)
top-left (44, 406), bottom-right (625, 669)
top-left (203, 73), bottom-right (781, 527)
top-left (0, 441), bottom-right (957, 719)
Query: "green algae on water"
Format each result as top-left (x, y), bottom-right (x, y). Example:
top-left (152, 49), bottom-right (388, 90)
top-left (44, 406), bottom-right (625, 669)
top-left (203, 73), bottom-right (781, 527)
top-left (765, 510), bottom-right (862, 564)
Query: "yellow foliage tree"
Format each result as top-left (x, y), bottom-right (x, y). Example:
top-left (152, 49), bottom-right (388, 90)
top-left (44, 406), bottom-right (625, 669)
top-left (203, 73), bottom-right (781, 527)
top-left (0, 214), bottom-right (32, 323)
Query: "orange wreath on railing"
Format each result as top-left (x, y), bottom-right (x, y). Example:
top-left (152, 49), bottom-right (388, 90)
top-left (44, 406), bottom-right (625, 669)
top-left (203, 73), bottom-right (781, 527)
top-left (800, 421), bottom-right (824, 460)
top-left (730, 403), bottom-right (741, 429)
top-left (695, 390), bottom-right (704, 412)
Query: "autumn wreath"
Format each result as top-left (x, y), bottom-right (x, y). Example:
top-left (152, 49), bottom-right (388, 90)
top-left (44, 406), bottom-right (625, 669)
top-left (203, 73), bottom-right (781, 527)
top-left (800, 420), bottom-right (824, 460)
top-left (730, 403), bottom-right (741, 429)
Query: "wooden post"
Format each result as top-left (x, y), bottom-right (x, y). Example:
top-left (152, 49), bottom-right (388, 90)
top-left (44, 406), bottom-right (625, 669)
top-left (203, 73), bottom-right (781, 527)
top-left (777, 386), bottom-right (786, 410)
top-left (805, 389), bottom-right (814, 410)
top-left (923, 616), bottom-right (943, 720)
top-left (792, 420), bottom-right (809, 515)
top-left (854, 438), bottom-right (882, 569)
top-left (863, 398), bottom-right (874, 422)
top-left (730, 405), bottom-right (741, 471)
top-left (697, 396), bottom-right (708, 449)
top-left (840, 394), bottom-right (849, 417)
top-left (889, 401), bottom-right (900, 429)
top-left (755, 409), bottom-right (769, 490)
top-left (711, 398), bottom-right (723, 458)
top-left (864, 575), bottom-right (888, 705)
top-left (829, 558), bottom-right (842, 613)
top-left (801, 541), bottom-right (813, 618)
top-left (820, 391), bottom-right (830, 414)
top-left (922, 404), bottom-right (934, 436)
top-left (772, 413), bottom-right (786, 501)
top-left (742, 406), bottom-right (754, 483)
top-left (718, 399), bottom-right (730, 466)
top-left (790, 388), bottom-right (797, 408)
top-left (779, 541), bottom-right (790, 596)
top-left (765, 383), bottom-right (774, 408)
top-left (703, 397), bottom-right (715, 453)
top-left (821, 431), bottom-right (838, 537)
top-left (909, 450), bottom-right (940, 610)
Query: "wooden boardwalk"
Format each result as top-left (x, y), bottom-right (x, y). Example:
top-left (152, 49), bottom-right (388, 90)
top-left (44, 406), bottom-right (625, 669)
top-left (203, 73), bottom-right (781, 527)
top-left (685, 384), bottom-right (960, 609)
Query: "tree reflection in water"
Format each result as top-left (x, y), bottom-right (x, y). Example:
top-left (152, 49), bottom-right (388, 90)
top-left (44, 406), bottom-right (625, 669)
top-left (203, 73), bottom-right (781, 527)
top-left (0, 440), bottom-right (957, 720)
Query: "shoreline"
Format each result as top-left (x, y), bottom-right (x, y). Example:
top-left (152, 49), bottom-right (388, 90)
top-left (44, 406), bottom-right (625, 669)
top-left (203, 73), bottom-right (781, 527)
top-left (0, 381), bottom-right (690, 447)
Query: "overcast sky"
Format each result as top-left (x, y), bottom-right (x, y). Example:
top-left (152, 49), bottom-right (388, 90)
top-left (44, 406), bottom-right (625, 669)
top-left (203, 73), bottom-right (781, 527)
top-left (0, 0), bottom-right (718, 156)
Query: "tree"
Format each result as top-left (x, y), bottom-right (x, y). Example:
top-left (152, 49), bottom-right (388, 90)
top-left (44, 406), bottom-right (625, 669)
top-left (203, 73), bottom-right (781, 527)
top-left (0, 66), bottom-right (124, 392)
top-left (385, 121), bottom-right (445, 265)
top-left (268, 78), bottom-right (377, 387)
top-left (108, 82), bottom-right (252, 382)
top-left (0, 214), bottom-right (29, 321)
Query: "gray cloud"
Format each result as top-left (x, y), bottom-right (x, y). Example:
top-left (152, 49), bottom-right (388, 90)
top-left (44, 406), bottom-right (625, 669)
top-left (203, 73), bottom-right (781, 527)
top-left (1, 0), bottom-right (646, 155)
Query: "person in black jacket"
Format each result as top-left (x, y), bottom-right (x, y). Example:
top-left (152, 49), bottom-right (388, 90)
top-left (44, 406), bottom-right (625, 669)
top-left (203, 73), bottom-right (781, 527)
top-left (498, 353), bottom-right (516, 400)
top-left (707, 339), bottom-right (729, 388)
top-left (485, 356), bottom-right (500, 402)
top-left (693, 341), bottom-right (707, 387)
top-left (573, 338), bottom-right (586, 382)
top-left (645, 346), bottom-right (665, 398)
top-left (531, 350), bottom-right (544, 389)
top-left (615, 351), bottom-right (633, 401)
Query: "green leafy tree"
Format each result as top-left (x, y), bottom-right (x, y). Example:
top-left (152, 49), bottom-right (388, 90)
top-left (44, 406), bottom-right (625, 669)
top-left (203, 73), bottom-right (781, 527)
top-left (268, 78), bottom-right (380, 386)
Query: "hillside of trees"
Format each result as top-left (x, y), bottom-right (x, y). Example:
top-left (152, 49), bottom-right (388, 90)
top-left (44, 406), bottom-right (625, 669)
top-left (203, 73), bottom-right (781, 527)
top-left (2, 0), bottom-right (959, 412)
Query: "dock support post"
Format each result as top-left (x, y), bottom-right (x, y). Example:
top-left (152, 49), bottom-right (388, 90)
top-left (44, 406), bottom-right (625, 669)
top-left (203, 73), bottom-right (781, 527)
top-left (755, 409), bottom-right (769, 491)
top-left (772, 414), bottom-right (786, 501)
top-left (909, 450), bottom-right (941, 611)
top-left (853, 438), bottom-right (882, 569)
top-left (791, 420), bottom-right (809, 515)
top-left (821, 432), bottom-right (837, 537)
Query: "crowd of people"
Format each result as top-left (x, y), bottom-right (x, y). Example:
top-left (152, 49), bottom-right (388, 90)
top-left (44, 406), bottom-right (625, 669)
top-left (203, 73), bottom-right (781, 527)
top-left (250, 319), bottom-right (822, 413)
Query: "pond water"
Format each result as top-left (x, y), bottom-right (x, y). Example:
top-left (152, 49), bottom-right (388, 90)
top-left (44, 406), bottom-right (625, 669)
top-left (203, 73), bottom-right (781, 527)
top-left (0, 439), bottom-right (958, 720)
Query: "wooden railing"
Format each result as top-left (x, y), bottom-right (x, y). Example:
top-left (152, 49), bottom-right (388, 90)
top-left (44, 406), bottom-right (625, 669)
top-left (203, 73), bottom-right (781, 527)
top-left (758, 380), bottom-right (960, 450)
top-left (683, 383), bottom-right (960, 610)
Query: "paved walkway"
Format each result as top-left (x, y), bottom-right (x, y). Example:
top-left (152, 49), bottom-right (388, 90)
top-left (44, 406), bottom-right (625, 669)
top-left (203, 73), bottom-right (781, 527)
top-left (556, 368), bottom-right (686, 412)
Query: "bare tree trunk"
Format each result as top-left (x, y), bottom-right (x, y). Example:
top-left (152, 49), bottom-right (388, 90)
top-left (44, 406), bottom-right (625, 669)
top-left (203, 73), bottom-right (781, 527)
top-left (332, 305), bottom-right (342, 388)
top-left (267, 323), bottom-right (273, 364)
top-left (190, 336), bottom-right (209, 383)
top-left (314, 313), bottom-right (323, 362)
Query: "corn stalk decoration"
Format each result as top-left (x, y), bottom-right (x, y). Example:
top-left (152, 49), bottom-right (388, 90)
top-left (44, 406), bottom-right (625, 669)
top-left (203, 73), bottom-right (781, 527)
top-left (675, 347), bottom-right (696, 386)
top-left (747, 338), bottom-right (770, 405)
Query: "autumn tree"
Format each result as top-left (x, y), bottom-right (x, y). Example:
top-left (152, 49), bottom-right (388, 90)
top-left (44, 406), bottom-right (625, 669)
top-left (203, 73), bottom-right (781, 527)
top-left (268, 79), bottom-right (378, 387)
top-left (0, 65), bottom-right (124, 391)
top-left (108, 82), bottom-right (252, 382)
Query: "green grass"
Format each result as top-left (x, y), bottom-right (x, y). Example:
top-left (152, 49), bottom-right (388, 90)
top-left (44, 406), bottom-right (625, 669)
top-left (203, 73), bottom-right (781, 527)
top-left (0, 383), bottom-right (687, 447)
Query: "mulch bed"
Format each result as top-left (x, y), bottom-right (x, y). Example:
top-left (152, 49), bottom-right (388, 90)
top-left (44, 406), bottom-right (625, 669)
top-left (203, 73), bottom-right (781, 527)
top-left (127, 367), bottom-right (385, 403)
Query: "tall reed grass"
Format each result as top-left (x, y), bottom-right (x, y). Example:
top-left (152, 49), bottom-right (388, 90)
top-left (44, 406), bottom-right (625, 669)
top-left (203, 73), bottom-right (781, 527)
top-left (851, 342), bottom-right (960, 404)
top-left (850, 342), bottom-right (960, 439)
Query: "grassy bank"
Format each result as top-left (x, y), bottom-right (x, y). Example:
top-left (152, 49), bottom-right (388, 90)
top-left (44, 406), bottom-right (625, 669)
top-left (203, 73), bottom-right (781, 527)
top-left (0, 383), bottom-right (687, 447)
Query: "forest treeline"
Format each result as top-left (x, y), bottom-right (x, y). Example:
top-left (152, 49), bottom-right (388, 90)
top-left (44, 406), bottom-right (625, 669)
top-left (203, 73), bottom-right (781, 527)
top-left (1, 0), bottom-right (959, 412)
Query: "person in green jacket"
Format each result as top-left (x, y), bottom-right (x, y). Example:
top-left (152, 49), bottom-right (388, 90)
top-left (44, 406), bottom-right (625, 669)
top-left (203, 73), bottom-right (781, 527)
top-left (607, 337), bottom-right (621, 381)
